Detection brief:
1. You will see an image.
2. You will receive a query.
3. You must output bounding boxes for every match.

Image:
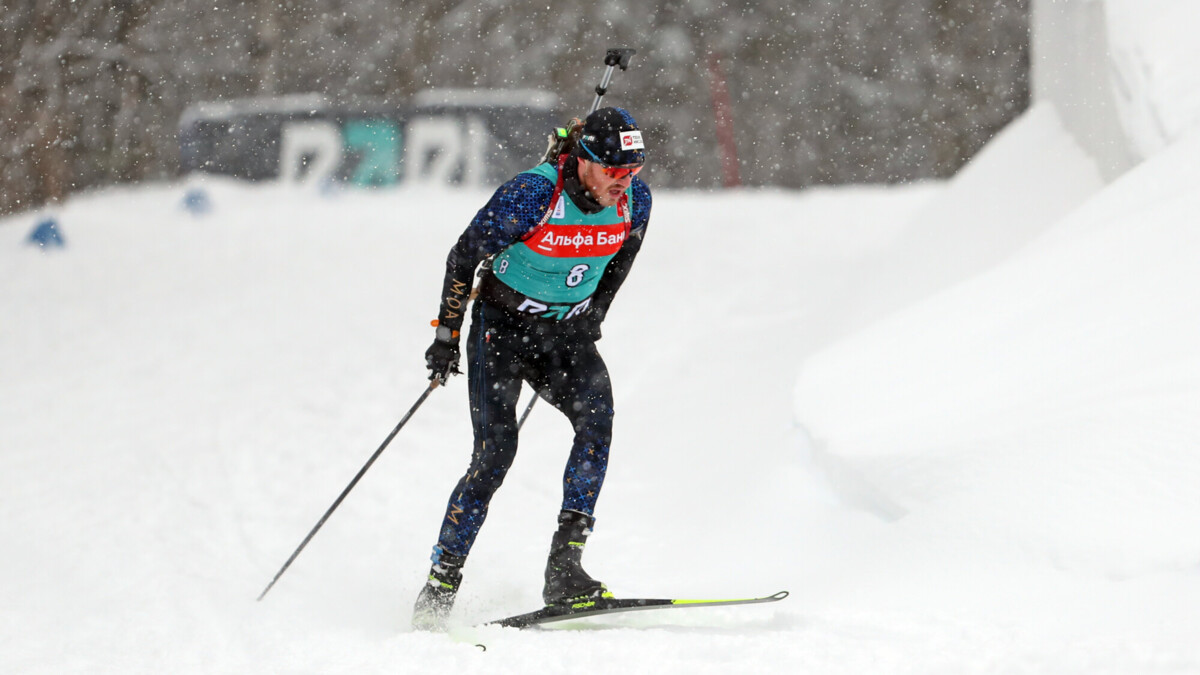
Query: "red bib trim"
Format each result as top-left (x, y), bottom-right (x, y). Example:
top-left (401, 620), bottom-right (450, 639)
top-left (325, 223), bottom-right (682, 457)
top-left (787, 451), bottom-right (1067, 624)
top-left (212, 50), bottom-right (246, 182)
top-left (523, 222), bottom-right (630, 258)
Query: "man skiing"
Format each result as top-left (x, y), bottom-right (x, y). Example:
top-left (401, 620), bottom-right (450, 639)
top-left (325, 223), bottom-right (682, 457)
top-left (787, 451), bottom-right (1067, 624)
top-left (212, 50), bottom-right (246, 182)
top-left (412, 106), bottom-right (652, 630)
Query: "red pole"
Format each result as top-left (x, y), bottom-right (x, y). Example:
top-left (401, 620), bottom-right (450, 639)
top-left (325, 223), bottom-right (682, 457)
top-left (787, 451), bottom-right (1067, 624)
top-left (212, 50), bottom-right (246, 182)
top-left (706, 52), bottom-right (742, 188)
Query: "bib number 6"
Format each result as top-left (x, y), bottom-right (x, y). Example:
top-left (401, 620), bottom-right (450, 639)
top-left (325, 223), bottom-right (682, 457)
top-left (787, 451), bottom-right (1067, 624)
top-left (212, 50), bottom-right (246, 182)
top-left (565, 264), bottom-right (590, 288)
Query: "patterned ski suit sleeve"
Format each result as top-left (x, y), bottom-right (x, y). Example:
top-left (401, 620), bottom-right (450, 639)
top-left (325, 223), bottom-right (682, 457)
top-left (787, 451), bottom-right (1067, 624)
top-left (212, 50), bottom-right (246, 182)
top-left (588, 176), bottom-right (653, 326)
top-left (433, 173), bottom-right (556, 337)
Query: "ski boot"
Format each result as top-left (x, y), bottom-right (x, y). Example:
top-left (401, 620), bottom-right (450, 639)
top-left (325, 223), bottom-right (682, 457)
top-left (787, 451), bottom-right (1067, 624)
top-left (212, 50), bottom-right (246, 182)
top-left (543, 509), bottom-right (611, 606)
top-left (411, 549), bottom-right (465, 631)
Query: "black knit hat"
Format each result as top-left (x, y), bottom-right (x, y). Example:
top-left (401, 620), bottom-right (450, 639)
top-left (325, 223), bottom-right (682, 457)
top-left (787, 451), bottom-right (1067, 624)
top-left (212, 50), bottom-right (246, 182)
top-left (574, 107), bottom-right (645, 167)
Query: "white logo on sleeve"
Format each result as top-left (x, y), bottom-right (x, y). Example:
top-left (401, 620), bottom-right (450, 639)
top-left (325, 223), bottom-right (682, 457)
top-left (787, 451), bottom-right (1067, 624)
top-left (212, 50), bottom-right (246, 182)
top-left (619, 130), bottom-right (644, 150)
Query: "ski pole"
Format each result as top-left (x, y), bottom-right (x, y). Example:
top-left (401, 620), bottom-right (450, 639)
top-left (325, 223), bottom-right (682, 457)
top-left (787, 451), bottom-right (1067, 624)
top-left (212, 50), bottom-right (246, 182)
top-left (589, 48), bottom-right (637, 114)
top-left (257, 381), bottom-right (438, 601)
top-left (516, 391), bottom-right (540, 431)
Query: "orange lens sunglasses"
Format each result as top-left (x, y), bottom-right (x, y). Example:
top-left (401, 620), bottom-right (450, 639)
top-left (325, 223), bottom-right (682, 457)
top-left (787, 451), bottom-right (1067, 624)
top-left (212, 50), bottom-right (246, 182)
top-left (579, 139), bottom-right (644, 179)
top-left (599, 164), bottom-right (643, 180)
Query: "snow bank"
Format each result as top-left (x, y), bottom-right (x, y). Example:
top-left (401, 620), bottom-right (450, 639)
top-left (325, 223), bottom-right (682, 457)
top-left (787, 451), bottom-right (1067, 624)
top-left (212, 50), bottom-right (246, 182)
top-left (808, 102), bottom-right (1103, 347)
top-left (795, 123), bottom-right (1200, 574)
top-left (1105, 0), bottom-right (1200, 158)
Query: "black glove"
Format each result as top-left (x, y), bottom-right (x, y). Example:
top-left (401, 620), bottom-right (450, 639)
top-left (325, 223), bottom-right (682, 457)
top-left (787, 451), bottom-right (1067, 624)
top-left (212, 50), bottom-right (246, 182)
top-left (425, 337), bottom-right (461, 385)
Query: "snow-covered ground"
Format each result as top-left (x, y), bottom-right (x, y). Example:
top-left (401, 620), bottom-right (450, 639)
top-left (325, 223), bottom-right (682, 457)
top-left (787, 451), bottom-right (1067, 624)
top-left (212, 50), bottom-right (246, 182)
top-left (0, 175), bottom-right (922, 673)
top-left (4, 112), bottom-right (1200, 671)
top-left (5, 1), bottom-right (1200, 670)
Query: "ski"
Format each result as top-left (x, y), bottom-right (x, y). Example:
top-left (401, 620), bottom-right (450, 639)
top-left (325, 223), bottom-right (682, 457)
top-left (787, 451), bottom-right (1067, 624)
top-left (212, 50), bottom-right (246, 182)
top-left (485, 590), bottom-right (789, 629)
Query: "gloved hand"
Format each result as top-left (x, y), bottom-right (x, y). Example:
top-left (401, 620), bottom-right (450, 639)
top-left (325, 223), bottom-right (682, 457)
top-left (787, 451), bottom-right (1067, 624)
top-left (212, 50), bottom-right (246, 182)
top-left (425, 336), bottom-right (461, 385)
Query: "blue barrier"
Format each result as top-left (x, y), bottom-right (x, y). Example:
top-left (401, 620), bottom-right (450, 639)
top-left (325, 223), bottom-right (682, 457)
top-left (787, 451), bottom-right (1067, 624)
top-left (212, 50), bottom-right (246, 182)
top-left (27, 218), bottom-right (66, 249)
top-left (183, 188), bottom-right (212, 215)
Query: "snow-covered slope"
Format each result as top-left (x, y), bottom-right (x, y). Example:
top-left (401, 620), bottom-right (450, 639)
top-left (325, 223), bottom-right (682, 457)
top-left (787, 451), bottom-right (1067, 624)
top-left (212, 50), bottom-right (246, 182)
top-left (5, 0), bottom-right (1200, 669)
top-left (4, 135), bottom-right (1200, 670)
top-left (796, 125), bottom-right (1200, 576)
top-left (1105, 0), bottom-right (1200, 157)
top-left (3, 180), bottom-right (948, 673)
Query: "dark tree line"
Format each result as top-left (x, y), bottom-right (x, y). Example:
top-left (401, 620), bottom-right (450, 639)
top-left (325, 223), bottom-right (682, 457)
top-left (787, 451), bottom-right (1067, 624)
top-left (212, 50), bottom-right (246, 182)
top-left (0, 0), bottom-right (1028, 216)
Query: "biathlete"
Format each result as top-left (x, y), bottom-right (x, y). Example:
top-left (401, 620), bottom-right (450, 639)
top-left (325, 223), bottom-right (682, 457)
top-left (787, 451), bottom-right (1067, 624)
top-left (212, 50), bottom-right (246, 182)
top-left (413, 106), bottom-right (653, 630)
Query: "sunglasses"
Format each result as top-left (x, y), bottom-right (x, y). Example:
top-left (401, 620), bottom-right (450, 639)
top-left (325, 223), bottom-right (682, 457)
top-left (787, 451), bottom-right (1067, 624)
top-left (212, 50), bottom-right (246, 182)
top-left (580, 140), bottom-right (644, 179)
top-left (598, 164), bottom-right (643, 180)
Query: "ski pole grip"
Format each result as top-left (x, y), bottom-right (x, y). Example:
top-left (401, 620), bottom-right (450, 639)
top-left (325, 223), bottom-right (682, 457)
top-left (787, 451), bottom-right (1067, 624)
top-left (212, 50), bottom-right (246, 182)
top-left (606, 48), bottom-right (636, 70)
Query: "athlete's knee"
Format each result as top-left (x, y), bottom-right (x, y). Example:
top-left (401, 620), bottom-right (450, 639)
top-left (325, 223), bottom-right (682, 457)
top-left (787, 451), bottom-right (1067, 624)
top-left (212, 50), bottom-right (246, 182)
top-left (571, 396), bottom-right (613, 433)
top-left (472, 455), bottom-right (515, 497)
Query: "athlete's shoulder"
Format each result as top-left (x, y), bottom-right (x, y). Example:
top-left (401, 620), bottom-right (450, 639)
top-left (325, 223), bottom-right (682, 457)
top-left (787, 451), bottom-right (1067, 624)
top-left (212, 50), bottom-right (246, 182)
top-left (486, 166), bottom-right (557, 216)
top-left (521, 162), bottom-right (560, 184)
top-left (629, 176), bottom-right (652, 233)
top-left (631, 174), bottom-right (651, 193)
top-left (467, 167), bottom-right (558, 247)
top-left (499, 165), bottom-right (556, 198)
top-left (630, 176), bottom-right (652, 206)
